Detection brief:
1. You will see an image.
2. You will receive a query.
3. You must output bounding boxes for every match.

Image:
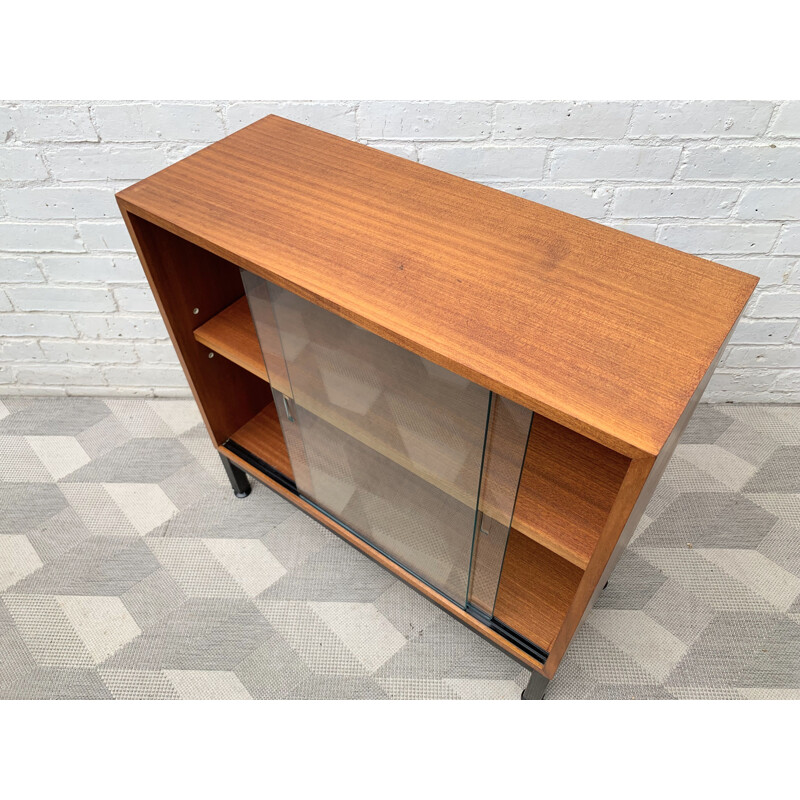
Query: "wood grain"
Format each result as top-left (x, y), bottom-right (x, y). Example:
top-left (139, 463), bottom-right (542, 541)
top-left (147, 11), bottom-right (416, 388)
top-left (191, 291), bottom-right (630, 567)
top-left (544, 455), bottom-right (654, 676)
top-left (493, 529), bottom-right (585, 653)
top-left (229, 401), bottom-right (294, 480)
top-left (118, 115), bottom-right (758, 458)
top-left (120, 211), bottom-right (271, 446)
top-left (512, 415), bottom-right (631, 568)
top-left (194, 296), bottom-right (269, 382)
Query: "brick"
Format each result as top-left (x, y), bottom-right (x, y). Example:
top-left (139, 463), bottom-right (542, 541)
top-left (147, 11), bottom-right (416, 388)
top-left (0, 290), bottom-right (11, 311)
top-left (77, 221), bottom-right (135, 251)
top-left (701, 369), bottom-right (778, 402)
top-left (0, 339), bottom-right (45, 361)
top-left (226, 102), bottom-right (357, 137)
top-left (65, 386), bottom-right (153, 398)
top-left (0, 222), bottom-right (83, 252)
top-left (773, 370), bottom-right (800, 393)
top-left (0, 147), bottom-right (48, 181)
top-left (113, 286), bottom-right (158, 312)
top-left (770, 101), bottom-right (800, 137)
top-left (629, 101), bottom-right (773, 138)
top-left (613, 186), bottom-right (739, 218)
top-left (725, 345), bottom-right (800, 368)
top-left (730, 319), bottom-right (797, 345)
top-left (93, 103), bottom-right (224, 142)
top-left (366, 142), bottom-right (417, 161)
top-left (0, 314), bottom-right (77, 337)
top-left (501, 186), bottom-right (612, 218)
top-left (0, 105), bottom-right (14, 140)
top-left (495, 102), bottom-right (632, 139)
top-left (604, 222), bottom-right (659, 241)
top-left (73, 314), bottom-right (168, 340)
top-left (737, 187), bottom-right (800, 221)
top-left (680, 145), bottom-right (800, 181)
top-left (0, 385), bottom-right (68, 396)
top-left (0, 257), bottom-right (44, 282)
top-left (7, 286), bottom-right (114, 312)
top-left (153, 387), bottom-right (192, 398)
top-left (13, 104), bottom-right (97, 142)
top-left (775, 224), bottom-right (800, 255)
top-left (717, 257), bottom-right (796, 286)
top-left (657, 224), bottom-right (779, 254)
top-left (749, 290), bottom-right (800, 318)
top-left (358, 101), bottom-right (491, 140)
top-left (418, 145), bottom-right (546, 182)
top-left (165, 144), bottom-right (207, 161)
top-left (135, 342), bottom-right (180, 364)
top-left (0, 99), bottom-right (797, 405)
top-left (1, 187), bottom-right (117, 219)
top-left (40, 255), bottom-right (144, 283)
top-left (103, 366), bottom-right (188, 387)
top-left (39, 340), bottom-right (137, 363)
top-left (550, 146), bottom-right (681, 182)
top-left (46, 145), bottom-right (171, 181)
top-left (15, 365), bottom-right (106, 386)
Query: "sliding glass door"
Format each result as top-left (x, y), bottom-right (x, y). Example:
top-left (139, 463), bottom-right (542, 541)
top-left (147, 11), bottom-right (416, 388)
top-left (242, 271), bottom-right (531, 610)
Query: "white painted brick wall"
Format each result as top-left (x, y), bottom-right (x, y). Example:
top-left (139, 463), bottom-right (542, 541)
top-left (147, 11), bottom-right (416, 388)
top-left (1, 100), bottom-right (799, 402)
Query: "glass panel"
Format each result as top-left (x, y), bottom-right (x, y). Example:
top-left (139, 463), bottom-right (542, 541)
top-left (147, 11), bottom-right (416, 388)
top-left (242, 270), bottom-right (532, 611)
top-left (240, 269), bottom-right (292, 395)
top-left (468, 395), bottom-right (534, 615)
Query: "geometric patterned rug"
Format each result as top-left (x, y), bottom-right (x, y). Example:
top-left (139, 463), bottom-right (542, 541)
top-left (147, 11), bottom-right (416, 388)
top-left (1, 397), bottom-right (799, 699)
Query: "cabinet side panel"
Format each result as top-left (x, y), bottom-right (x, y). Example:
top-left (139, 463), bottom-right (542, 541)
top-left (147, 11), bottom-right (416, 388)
top-left (120, 206), bottom-right (271, 444)
top-left (543, 316), bottom-right (742, 677)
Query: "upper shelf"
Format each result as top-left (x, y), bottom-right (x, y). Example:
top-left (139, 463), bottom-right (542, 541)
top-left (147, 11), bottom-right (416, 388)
top-left (513, 416), bottom-right (630, 568)
top-left (118, 115), bottom-right (757, 458)
top-left (194, 295), bottom-right (268, 382)
top-left (193, 296), bottom-right (623, 568)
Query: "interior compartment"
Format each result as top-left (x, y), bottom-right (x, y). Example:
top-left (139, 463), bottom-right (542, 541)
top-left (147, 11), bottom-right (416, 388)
top-left (175, 252), bottom-right (633, 653)
top-left (229, 402), bottom-right (294, 480)
top-left (512, 416), bottom-right (631, 568)
top-left (493, 529), bottom-right (584, 652)
top-left (126, 215), bottom-right (271, 445)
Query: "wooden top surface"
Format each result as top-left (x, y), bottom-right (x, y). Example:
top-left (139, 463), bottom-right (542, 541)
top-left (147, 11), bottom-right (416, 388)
top-left (117, 115), bottom-right (757, 456)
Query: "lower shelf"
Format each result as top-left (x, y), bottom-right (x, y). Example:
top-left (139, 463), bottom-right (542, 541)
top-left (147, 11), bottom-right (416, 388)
top-left (228, 401), bottom-right (294, 481)
top-left (491, 530), bottom-right (584, 653)
top-left (225, 399), bottom-right (583, 657)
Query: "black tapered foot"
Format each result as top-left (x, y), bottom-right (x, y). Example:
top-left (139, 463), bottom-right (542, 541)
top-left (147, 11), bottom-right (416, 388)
top-left (603, 580), bottom-right (609, 590)
top-left (521, 670), bottom-right (549, 700)
top-left (220, 454), bottom-right (251, 498)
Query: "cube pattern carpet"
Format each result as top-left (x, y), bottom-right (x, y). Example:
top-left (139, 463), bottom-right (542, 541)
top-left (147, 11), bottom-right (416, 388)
top-left (1, 398), bottom-right (798, 699)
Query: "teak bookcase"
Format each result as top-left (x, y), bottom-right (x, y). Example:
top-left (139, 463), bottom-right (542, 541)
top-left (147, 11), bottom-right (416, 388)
top-left (117, 115), bottom-right (758, 699)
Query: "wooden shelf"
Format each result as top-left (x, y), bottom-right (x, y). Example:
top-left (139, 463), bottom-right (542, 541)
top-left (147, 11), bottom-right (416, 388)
top-left (194, 296), bottom-right (269, 382)
top-left (494, 529), bottom-right (584, 653)
top-left (194, 295), bottom-right (629, 570)
top-left (511, 416), bottom-right (631, 569)
top-left (228, 400), bottom-right (294, 481)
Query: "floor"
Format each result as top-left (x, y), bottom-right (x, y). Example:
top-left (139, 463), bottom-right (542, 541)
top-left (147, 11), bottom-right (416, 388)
top-left (1, 398), bottom-right (799, 700)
